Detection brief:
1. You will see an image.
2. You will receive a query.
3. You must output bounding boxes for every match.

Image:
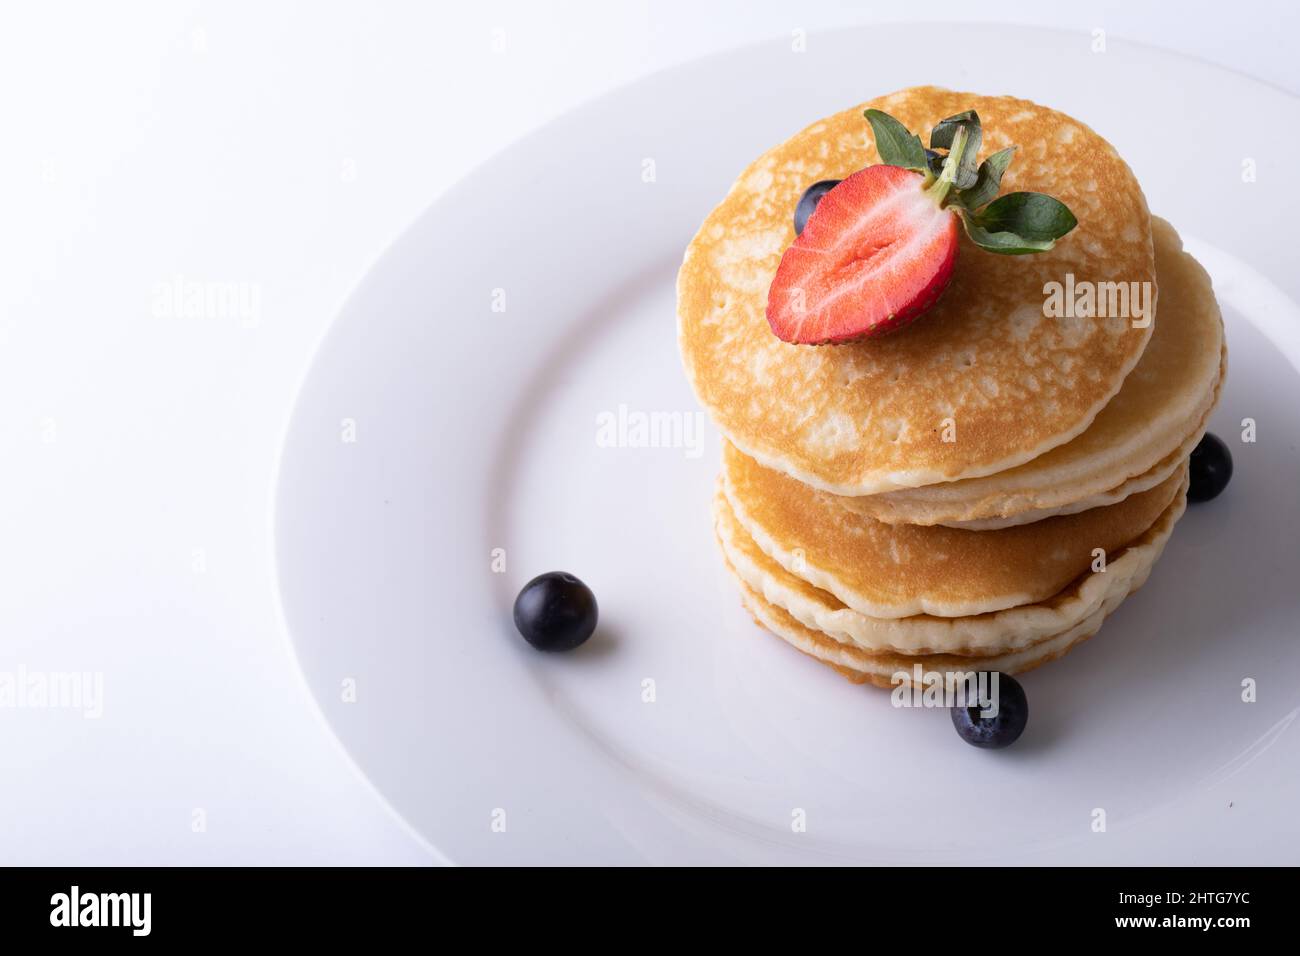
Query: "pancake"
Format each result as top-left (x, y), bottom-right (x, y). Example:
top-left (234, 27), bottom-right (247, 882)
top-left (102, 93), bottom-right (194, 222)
top-left (835, 217), bottom-right (1224, 527)
top-left (729, 562), bottom-right (1137, 689)
top-left (721, 439), bottom-right (1183, 619)
top-left (714, 470), bottom-right (1185, 656)
top-left (679, 86), bottom-right (1156, 496)
top-left (936, 376), bottom-right (1218, 529)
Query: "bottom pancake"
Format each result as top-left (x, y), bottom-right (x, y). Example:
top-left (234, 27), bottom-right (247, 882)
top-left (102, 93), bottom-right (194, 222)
top-left (723, 439), bottom-right (1185, 619)
top-left (718, 469), bottom-right (1189, 688)
top-left (714, 467), bottom-right (1187, 656)
top-left (727, 557), bottom-right (1141, 689)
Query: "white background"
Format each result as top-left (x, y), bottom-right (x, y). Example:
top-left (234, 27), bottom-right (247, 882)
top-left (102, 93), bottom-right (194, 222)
top-left (2, 0), bottom-right (1296, 864)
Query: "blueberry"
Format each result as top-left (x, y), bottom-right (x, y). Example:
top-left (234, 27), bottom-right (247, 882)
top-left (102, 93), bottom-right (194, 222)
top-left (793, 179), bottom-right (841, 236)
top-left (513, 572), bottom-right (598, 652)
top-left (1188, 432), bottom-right (1233, 503)
top-left (950, 672), bottom-right (1028, 749)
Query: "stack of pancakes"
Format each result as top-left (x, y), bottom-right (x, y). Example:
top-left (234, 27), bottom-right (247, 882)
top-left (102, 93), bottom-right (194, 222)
top-left (678, 88), bottom-right (1224, 687)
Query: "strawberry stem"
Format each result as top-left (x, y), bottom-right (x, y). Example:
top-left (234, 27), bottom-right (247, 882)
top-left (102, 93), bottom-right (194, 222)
top-left (925, 125), bottom-right (970, 207)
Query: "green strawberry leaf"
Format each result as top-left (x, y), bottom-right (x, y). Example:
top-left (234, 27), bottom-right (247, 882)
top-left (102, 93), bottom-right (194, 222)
top-left (929, 110), bottom-right (980, 149)
top-left (960, 217), bottom-right (1059, 255)
top-left (863, 109), bottom-right (928, 172)
top-left (956, 146), bottom-right (1016, 210)
top-left (971, 191), bottom-right (1078, 241)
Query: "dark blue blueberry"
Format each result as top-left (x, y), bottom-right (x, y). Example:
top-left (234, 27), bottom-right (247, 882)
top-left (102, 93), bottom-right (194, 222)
top-left (1188, 432), bottom-right (1233, 503)
top-left (513, 572), bottom-right (598, 652)
top-left (793, 179), bottom-right (841, 235)
top-left (951, 672), bottom-right (1028, 749)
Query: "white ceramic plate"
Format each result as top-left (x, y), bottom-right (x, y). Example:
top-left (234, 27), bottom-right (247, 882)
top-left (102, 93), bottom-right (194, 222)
top-left (274, 24), bottom-right (1300, 864)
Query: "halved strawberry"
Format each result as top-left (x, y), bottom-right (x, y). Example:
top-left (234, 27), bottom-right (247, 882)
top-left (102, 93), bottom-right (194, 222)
top-left (765, 108), bottom-right (1078, 345)
top-left (766, 165), bottom-right (958, 344)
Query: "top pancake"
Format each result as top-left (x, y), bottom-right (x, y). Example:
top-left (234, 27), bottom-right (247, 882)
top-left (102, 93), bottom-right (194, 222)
top-left (834, 217), bottom-right (1224, 526)
top-left (679, 87), bottom-right (1155, 495)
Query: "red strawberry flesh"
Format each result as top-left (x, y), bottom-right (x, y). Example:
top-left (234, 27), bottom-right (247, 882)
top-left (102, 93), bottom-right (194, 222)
top-left (766, 165), bottom-right (959, 344)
